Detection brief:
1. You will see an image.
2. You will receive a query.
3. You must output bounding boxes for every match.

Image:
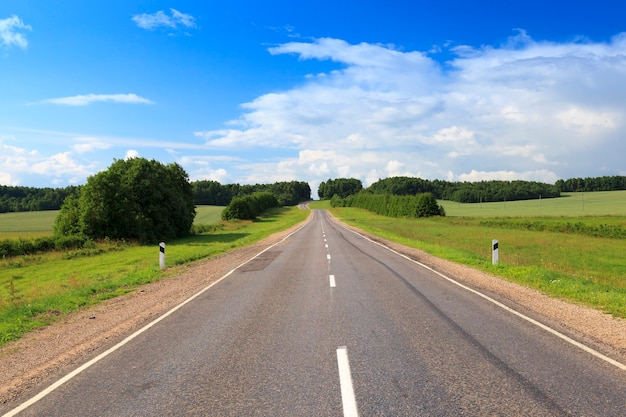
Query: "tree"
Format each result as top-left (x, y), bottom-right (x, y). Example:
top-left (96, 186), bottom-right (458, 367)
top-left (221, 192), bottom-right (280, 220)
top-left (318, 178), bottom-right (363, 199)
top-left (55, 158), bottom-right (196, 243)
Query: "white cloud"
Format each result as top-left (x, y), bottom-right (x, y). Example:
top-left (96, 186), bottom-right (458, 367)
top-left (0, 135), bottom-right (98, 185)
top-left (73, 137), bottom-right (112, 153)
top-left (458, 169), bottom-right (560, 184)
top-left (195, 32), bottom-right (626, 187)
top-left (0, 15), bottom-right (31, 49)
top-left (555, 107), bottom-right (617, 134)
top-left (125, 150), bottom-right (140, 160)
top-left (43, 93), bottom-right (154, 106)
top-left (132, 9), bottom-right (196, 31)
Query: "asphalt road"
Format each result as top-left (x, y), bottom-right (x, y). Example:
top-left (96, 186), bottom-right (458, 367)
top-left (4, 209), bottom-right (626, 416)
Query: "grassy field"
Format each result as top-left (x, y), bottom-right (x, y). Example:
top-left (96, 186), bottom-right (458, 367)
top-left (0, 206), bottom-right (225, 239)
top-left (0, 210), bottom-right (58, 239)
top-left (0, 206), bottom-right (308, 346)
top-left (194, 205), bottom-right (226, 224)
top-left (441, 190), bottom-right (626, 217)
top-left (310, 192), bottom-right (626, 318)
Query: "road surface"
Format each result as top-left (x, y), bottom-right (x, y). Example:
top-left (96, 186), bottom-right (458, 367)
top-left (3, 209), bottom-right (626, 416)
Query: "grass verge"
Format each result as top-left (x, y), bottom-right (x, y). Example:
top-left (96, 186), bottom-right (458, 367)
top-left (0, 206), bottom-right (309, 347)
top-left (309, 201), bottom-right (626, 318)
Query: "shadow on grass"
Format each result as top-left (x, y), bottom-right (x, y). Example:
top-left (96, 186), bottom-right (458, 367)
top-left (171, 233), bottom-right (251, 246)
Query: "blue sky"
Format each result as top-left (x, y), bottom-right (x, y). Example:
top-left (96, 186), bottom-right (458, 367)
top-left (2, 1), bottom-right (626, 198)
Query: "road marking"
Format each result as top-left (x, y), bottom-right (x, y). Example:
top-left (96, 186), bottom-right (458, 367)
top-left (336, 346), bottom-right (359, 417)
top-left (325, 243), bottom-right (329, 248)
top-left (327, 254), bottom-right (332, 260)
top-left (2, 217), bottom-right (314, 417)
top-left (344, 226), bottom-right (626, 373)
top-left (329, 274), bottom-right (336, 287)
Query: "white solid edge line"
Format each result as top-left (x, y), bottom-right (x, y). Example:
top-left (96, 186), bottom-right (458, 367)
top-left (3, 214), bottom-right (314, 417)
top-left (336, 346), bottom-right (359, 417)
top-left (343, 226), bottom-right (626, 373)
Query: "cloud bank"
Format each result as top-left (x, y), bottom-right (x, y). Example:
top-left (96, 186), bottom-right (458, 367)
top-left (195, 31), bottom-right (626, 188)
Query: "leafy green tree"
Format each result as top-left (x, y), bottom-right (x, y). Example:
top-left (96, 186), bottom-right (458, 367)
top-left (221, 192), bottom-right (279, 220)
top-left (55, 158), bottom-right (196, 243)
top-left (318, 178), bottom-right (363, 199)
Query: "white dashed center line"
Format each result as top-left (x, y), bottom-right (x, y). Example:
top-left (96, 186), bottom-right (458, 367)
top-left (336, 346), bottom-right (359, 417)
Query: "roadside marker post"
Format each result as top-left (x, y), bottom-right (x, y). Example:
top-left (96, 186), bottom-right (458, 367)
top-left (159, 242), bottom-right (166, 270)
top-left (492, 239), bottom-right (499, 265)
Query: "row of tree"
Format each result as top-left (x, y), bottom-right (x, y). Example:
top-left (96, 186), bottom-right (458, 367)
top-left (331, 192), bottom-right (445, 218)
top-left (192, 180), bottom-right (310, 206)
top-left (0, 185), bottom-right (80, 213)
top-left (318, 177), bottom-right (561, 203)
top-left (364, 177), bottom-right (561, 203)
top-left (3, 174), bottom-right (626, 214)
top-left (555, 176), bottom-right (626, 192)
top-left (318, 175), bottom-right (626, 204)
top-left (318, 178), bottom-right (363, 200)
top-left (0, 180), bottom-right (311, 213)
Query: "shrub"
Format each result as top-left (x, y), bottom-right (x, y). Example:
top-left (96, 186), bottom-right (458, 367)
top-left (222, 192), bottom-right (280, 220)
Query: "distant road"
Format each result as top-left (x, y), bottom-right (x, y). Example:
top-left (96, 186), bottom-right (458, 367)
top-left (4, 210), bottom-right (626, 416)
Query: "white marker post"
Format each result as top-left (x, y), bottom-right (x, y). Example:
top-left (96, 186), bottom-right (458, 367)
top-left (159, 242), bottom-right (166, 270)
top-left (492, 239), bottom-right (499, 265)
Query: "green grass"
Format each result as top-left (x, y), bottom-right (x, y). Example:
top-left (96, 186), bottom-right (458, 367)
top-left (0, 210), bottom-right (58, 238)
top-left (0, 206), bottom-right (309, 346)
top-left (440, 190), bottom-right (626, 217)
top-left (310, 196), bottom-right (626, 318)
top-left (195, 205), bottom-right (225, 224)
top-left (0, 206), bottom-right (227, 239)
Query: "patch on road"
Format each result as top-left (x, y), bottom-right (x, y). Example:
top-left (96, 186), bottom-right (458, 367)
top-left (240, 251), bottom-right (282, 272)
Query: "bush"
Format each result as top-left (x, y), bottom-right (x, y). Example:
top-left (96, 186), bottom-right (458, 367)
top-left (222, 192), bottom-right (280, 220)
top-left (339, 192), bottom-right (445, 218)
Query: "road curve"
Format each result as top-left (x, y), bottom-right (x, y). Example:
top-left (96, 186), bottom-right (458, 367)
top-left (3, 209), bottom-right (626, 416)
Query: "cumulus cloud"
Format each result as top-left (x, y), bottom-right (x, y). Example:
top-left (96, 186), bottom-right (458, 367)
top-left (125, 150), bottom-right (140, 160)
top-left (43, 93), bottom-right (154, 106)
top-left (195, 32), bottom-right (626, 187)
top-left (0, 15), bottom-right (31, 49)
top-left (132, 9), bottom-right (196, 31)
top-left (0, 137), bottom-right (96, 185)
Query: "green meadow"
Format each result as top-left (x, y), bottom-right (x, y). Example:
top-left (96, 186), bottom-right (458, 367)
top-left (440, 191), bottom-right (626, 217)
top-left (0, 206), bottom-right (309, 346)
top-left (311, 190), bottom-right (626, 318)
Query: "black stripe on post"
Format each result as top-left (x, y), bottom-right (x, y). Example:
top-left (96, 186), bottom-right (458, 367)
top-left (493, 242), bottom-right (499, 251)
top-left (160, 245), bottom-right (165, 253)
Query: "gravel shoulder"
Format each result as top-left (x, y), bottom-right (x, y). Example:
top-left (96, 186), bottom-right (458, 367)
top-left (2, 209), bottom-right (625, 405)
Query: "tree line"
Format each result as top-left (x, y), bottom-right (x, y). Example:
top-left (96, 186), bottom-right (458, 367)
top-left (3, 174), bottom-right (626, 214)
top-left (331, 192), bottom-right (445, 218)
top-left (555, 176), bottom-right (626, 192)
top-left (363, 177), bottom-right (561, 203)
top-left (0, 180), bottom-right (311, 213)
top-left (192, 180), bottom-right (311, 207)
top-left (317, 175), bottom-right (626, 204)
top-left (0, 185), bottom-right (80, 213)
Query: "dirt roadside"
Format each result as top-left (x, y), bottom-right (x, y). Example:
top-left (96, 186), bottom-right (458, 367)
top-left (2, 210), bottom-right (625, 406)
